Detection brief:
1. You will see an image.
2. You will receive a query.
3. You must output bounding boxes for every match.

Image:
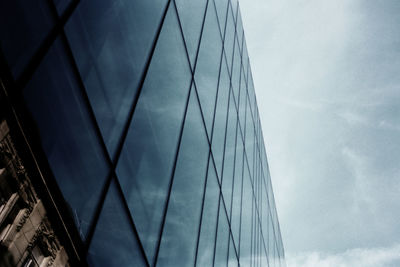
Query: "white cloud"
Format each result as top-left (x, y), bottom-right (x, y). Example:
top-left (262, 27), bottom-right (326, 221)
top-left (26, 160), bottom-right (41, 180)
top-left (286, 244), bottom-right (400, 267)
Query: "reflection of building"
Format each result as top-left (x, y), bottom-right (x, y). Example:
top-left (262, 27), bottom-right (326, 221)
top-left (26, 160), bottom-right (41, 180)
top-left (0, 121), bottom-right (69, 266)
top-left (1, 0), bottom-right (285, 266)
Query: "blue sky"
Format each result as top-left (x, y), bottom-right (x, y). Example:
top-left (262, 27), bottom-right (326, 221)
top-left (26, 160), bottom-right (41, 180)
top-left (239, 0), bottom-right (400, 266)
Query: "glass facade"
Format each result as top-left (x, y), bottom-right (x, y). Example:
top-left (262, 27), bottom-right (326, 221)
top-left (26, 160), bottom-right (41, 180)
top-left (0, 0), bottom-right (285, 266)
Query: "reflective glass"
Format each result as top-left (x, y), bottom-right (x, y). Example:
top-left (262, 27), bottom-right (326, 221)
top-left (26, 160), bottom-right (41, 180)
top-left (175, 0), bottom-right (208, 66)
top-left (157, 91), bottom-right (209, 266)
top-left (116, 6), bottom-right (191, 264)
top-left (213, 0), bottom-right (228, 35)
top-left (194, 4), bottom-right (223, 135)
top-left (231, 39), bottom-right (241, 104)
top-left (221, 92), bottom-right (238, 214)
top-left (242, 40), bottom-right (249, 81)
top-left (231, 0), bottom-right (239, 21)
top-left (211, 59), bottom-right (230, 177)
top-left (52, 0), bottom-right (71, 15)
top-left (0, 1), bottom-right (54, 77)
top-left (239, 165), bottom-right (252, 266)
top-left (245, 97), bottom-right (255, 179)
top-left (224, 3), bottom-right (235, 71)
top-left (228, 235), bottom-right (239, 267)
top-left (230, 129), bottom-right (243, 244)
top-left (236, 8), bottom-right (244, 53)
top-left (65, 0), bottom-right (167, 157)
top-left (238, 68), bottom-right (247, 135)
top-left (196, 160), bottom-right (220, 267)
top-left (214, 199), bottom-right (230, 267)
top-left (247, 72), bottom-right (257, 124)
top-left (87, 180), bottom-right (146, 267)
top-left (22, 39), bottom-right (108, 239)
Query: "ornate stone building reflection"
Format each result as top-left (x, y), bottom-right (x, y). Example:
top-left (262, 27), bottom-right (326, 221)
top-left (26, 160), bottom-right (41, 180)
top-left (0, 121), bottom-right (69, 267)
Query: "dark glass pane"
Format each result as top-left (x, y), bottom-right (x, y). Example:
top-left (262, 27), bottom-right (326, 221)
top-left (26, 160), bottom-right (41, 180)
top-left (157, 91), bottom-right (209, 266)
top-left (87, 180), bottom-right (147, 267)
top-left (175, 0), bottom-right (207, 66)
top-left (196, 160), bottom-right (219, 267)
top-left (211, 60), bottom-right (230, 178)
top-left (230, 129), bottom-right (243, 244)
top-left (0, 1), bottom-right (54, 77)
top-left (22, 39), bottom-right (109, 239)
top-left (65, 0), bottom-right (167, 157)
top-left (214, 199), bottom-right (229, 267)
top-left (231, 39), bottom-right (241, 104)
top-left (224, 3), bottom-right (235, 71)
top-left (194, 4), bottom-right (223, 135)
top-left (115, 6), bottom-right (191, 264)
top-left (221, 93), bottom-right (237, 214)
top-left (213, 0), bottom-right (228, 35)
top-left (239, 166), bottom-right (252, 266)
top-left (52, 0), bottom-right (71, 15)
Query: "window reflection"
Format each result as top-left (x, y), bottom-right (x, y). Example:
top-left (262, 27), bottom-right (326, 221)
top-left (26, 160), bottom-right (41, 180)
top-left (22, 39), bottom-right (109, 239)
top-left (65, 0), bottom-right (168, 157)
top-left (87, 180), bottom-right (147, 267)
top-left (115, 5), bottom-right (191, 264)
top-left (157, 91), bottom-right (209, 266)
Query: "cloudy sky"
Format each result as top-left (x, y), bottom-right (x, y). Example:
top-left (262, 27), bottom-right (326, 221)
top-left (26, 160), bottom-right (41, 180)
top-left (239, 0), bottom-right (400, 266)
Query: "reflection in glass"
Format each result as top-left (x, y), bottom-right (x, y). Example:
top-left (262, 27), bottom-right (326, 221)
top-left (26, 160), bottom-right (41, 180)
top-left (196, 160), bottom-right (219, 267)
top-left (66, 0), bottom-right (167, 157)
top-left (211, 59), bottom-right (230, 177)
top-left (0, 0), bottom-right (54, 77)
top-left (157, 91), bottom-right (209, 266)
top-left (221, 92), bottom-right (238, 215)
top-left (214, 199), bottom-right (229, 267)
top-left (194, 3), bottom-right (223, 135)
top-left (87, 180), bottom-right (147, 267)
top-left (23, 39), bottom-right (108, 239)
top-left (175, 0), bottom-right (208, 66)
top-left (115, 5), bottom-right (191, 264)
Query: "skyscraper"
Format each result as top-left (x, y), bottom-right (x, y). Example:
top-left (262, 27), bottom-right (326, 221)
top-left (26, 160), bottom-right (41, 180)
top-left (0, 0), bottom-right (285, 266)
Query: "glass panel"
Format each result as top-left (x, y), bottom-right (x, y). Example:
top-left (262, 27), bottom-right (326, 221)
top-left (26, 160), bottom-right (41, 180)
top-left (239, 165), bottom-right (252, 266)
top-left (87, 180), bottom-right (147, 267)
top-left (221, 92), bottom-right (237, 215)
top-left (115, 6), bottom-right (191, 264)
top-left (224, 2), bottom-right (235, 71)
top-left (268, 211), bottom-right (275, 258)
top-left (231, 0), bottom-right (239, 21)
top-left (175, 0), bottom-right (208, 66)
top-left (231, 39), bottom-right (241, 105)
top-left (52, 0), bottom-right (71, 15)
top-left (236, 8), bottom-right (244, 53)
top-left (213, 0), bottom-right (228, 36)
top-left (157, 91), bottom-right (209, 266)
top-left (230, 129), bottom-right (243, 244)
top-left (214, 198), bottom-right (229, 267)
top-left (228, 234), bottom-right (239, 267)
top-left (245, 96), bottom-right (255, 179)
top-left (0, 1), bottom-right (54, 77)
top-left (242, 39), bottom-right (249, 82)
top-left (211, 59), bottom-right (230, 178)
top-left (238, 67), bottom-right (247, 135)
top-left (196, 160), bottom-right (220, 267)
top-left (22, 39), bottom-right (109, 239)
top-left (194, 4), bottom-right (223, 135)
top-left (65, 0), bottom-right (167, 157)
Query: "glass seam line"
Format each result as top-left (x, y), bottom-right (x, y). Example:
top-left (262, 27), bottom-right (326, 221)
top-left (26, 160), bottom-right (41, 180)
top-left (78, 0), bottom-right (173, 263)
top-left (54, 16), bottom-right (151, 267)
top-left (15, 0), bottom-right (80, 90)
top-left (153, 0), bottom-right (209, 264)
